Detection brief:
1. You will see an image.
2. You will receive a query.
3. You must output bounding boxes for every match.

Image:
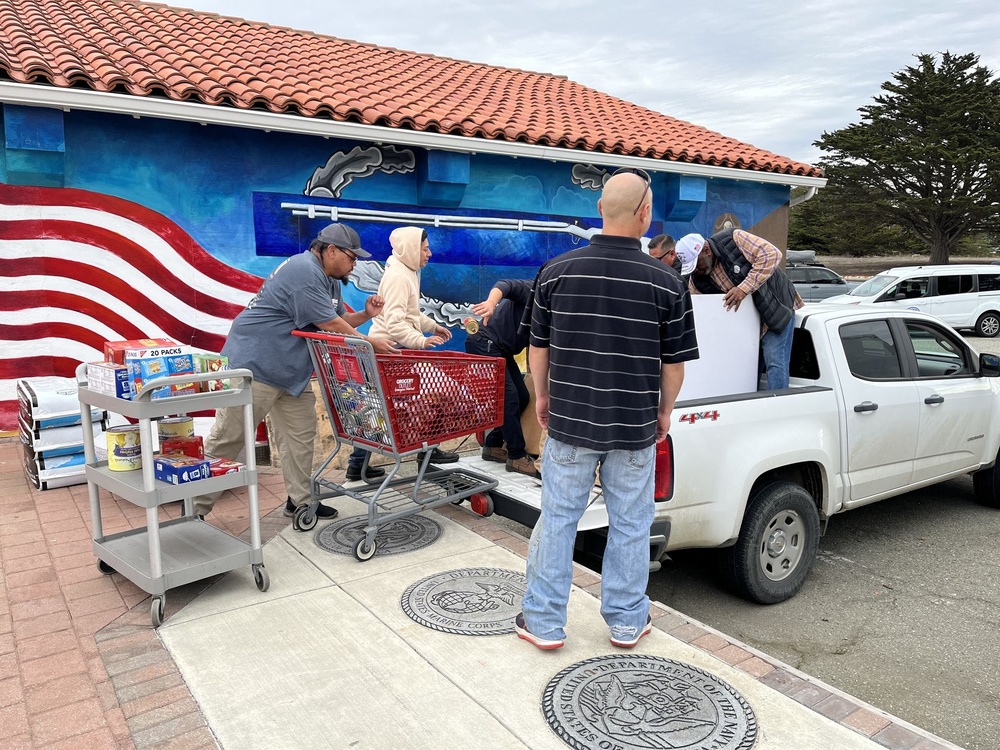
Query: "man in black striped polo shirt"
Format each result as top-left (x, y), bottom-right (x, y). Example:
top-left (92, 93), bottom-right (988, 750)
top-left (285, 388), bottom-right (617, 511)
top-left (515, 169), bottom-right (699, 650)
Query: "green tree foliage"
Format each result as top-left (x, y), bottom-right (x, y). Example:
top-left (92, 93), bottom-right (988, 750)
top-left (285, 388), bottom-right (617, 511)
top-left (814, 52), bottom-right (1000, 264)
top-left (789, 182), bottom-right (923, 257)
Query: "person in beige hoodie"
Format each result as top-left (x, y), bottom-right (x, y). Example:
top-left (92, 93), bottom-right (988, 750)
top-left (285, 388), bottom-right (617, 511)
top-left (368, 226), bottom-right (451, 349)
top-left (369, 226), bottom-right (459, 463)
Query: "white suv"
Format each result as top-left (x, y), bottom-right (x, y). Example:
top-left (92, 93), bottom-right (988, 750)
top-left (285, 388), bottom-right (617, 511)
top-left (825, 264), bottom-right (1000, 337)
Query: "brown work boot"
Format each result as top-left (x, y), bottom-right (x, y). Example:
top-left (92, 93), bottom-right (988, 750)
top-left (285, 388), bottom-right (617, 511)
top-left (482, 446), bottom-right (508, 463)
top-left (506, 455), bottom-right (541, 479)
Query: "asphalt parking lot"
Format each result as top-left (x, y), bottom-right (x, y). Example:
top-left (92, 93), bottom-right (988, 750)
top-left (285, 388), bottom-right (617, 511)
top-left (650, 331), bottom-right (1000, 750)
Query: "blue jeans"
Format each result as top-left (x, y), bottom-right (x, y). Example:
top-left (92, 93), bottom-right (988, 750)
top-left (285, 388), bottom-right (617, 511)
top-left (465, 336), bottom-right (530, 458)
top-left (346, 446), bottom-right (370, 468)
top-left (522, 437), bottom-right (655, 642)
top-left (760, 321), bottom-right (794, 390)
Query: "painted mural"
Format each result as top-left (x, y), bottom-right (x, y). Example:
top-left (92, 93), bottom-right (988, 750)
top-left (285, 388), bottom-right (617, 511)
top-left (0, 106), bottom-right (794, 431)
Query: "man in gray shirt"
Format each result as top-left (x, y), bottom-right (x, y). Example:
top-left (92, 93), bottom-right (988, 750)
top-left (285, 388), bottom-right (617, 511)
top-left (193, 223), bottom-right (397, 519)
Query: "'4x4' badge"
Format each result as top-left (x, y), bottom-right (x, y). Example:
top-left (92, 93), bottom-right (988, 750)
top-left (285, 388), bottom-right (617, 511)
top-left (679, 410), bottom-right (720, 424)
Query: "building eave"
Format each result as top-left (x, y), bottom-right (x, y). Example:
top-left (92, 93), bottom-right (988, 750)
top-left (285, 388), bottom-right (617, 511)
top-left (0, 82), bottom-right (827, 189)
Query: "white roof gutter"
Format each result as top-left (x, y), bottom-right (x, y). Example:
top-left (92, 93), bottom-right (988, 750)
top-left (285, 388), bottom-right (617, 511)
top-left (0, 81), bottom-right (827, 189)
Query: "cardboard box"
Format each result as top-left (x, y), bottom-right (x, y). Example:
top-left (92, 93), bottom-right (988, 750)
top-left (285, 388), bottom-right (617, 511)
top-left (86, 362), bottom-right (131, 400)
top-left (192, 352), bottom-right (231, 393)
top-left (160, 435), bottom-right (204, 459)
top-left (206, 455), bottom-right (244, 477)
top-left (103, 338), bottom-right (179, 365)
top-left (127, 352), bottom-right (197, 399)
top-left (153, 455), bottom-right (210, 485)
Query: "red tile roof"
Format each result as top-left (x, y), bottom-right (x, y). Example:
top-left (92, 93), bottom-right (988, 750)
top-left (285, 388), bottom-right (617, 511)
top-left (0, 0), bottom-right (822, 177)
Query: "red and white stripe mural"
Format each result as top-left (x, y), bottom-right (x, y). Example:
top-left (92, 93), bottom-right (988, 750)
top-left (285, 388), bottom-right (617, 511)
top-left (0, 183), bottom-right (263, 431)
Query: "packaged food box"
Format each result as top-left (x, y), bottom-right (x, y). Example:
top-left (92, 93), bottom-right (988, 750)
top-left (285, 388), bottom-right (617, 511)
top-left (192, 352), bottom-right (231, 393)
top-left (86, 362), bottom-right (131, 400)
top-left (160, 435), bottom-right (204, 459)
top-left (127, 352), bottom-right (197, 399)
top-left (103, 338), bottom-right (179, 365)
top-left (206, 455), bottom-right (244, 477)
top-left (153, 455), bottom-right (210, 485)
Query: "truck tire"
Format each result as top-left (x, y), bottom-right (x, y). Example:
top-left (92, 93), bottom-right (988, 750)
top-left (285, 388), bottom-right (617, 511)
top-left (972, 462), bottom-right (1000, 508)
top-left (975, 312), bottom-right (1000, 338)
top-left (719, 481), bottom-right (820, 604)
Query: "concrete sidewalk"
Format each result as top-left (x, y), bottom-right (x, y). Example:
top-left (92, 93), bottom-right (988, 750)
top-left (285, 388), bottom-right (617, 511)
top-left (0, 439), bottom-right (964, 749)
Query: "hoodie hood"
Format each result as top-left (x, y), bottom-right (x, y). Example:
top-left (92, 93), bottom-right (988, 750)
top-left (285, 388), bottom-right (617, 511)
top-left (389, 226), bottom-right (425, 272)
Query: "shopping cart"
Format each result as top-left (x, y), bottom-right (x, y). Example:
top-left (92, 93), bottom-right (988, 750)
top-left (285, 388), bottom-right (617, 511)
top-left (293, 331), bottom-right (505, 560)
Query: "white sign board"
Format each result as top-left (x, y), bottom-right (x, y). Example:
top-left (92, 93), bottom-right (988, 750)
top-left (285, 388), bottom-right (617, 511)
top-left (676, 295), bottom-right (761, 402)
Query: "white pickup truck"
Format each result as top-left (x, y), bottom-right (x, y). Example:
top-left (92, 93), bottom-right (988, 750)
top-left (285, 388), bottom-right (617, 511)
top-left (455, 305), bottom-right (1000, 604)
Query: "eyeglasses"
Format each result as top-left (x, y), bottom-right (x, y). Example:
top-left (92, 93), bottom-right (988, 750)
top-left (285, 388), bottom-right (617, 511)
top-left (612, 167), bottom-right (651, 215)
top-left (336, 246), bottom-right (359, 264)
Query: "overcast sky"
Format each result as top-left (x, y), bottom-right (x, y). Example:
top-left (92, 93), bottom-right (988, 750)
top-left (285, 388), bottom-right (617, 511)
top-left (180, 0), bottom-right (1000, 166)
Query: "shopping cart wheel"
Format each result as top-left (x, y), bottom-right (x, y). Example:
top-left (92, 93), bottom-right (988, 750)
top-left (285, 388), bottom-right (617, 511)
top-left (151, 596), bottom-right (165, 628)
top-left (353, 537), bottom-right (378, 562)
top-left (97, 559), bottom-right (116, 576)
top-left (252, 564), bottom-right (270, 592)
top-left (293, 505), bottom-right (317, 532)
top-left (470, 492), bottom-right (495, 518)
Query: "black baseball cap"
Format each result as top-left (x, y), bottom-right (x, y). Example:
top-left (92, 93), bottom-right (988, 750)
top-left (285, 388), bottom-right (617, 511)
top-left (316, 224), bottom-right (371, 259)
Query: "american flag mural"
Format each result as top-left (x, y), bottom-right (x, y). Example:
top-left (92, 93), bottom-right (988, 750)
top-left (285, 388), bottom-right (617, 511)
top-left (0, 183), bottom-right (264, 431)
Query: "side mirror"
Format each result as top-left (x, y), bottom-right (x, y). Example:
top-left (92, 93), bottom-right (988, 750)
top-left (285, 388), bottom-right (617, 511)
top-left (980, 353), bottom-right (1000, 377)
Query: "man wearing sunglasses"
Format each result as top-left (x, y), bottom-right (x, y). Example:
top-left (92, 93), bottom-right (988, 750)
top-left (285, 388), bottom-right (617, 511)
top-left (193, 223), bottom-right (398, 521)
top-left (516, 168), bottom-right (699, 651)
top-left (648, 234), bottom-right (678, 270)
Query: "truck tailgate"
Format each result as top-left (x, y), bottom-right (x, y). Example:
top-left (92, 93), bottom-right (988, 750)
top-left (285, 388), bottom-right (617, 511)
top-left (456, 454), bottom-right (610, 531)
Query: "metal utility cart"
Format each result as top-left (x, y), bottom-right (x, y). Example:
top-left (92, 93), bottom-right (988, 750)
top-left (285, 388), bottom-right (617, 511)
top-left (76, 365), bottom-right (267, 627)
top-left (293, 332), bottom-right (504, 560)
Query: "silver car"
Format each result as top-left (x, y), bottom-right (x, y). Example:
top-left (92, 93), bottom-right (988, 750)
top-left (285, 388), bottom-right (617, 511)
top-left (786, 265), bottom-right (859, 302)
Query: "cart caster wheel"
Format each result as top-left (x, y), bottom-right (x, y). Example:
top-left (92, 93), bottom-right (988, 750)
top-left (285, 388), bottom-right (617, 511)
top-left (97, 559), bottom-right (116, 576)
top-left (293, 505), bottom-right (317, 532)
top-left (151, 596), bottom-right (165, 628)
top-left (470, 492), bottom-right (494, 518)
top-left (353, 537), bottom-right (377, 562)
top-left (253, 564), bottom-right (270, 592)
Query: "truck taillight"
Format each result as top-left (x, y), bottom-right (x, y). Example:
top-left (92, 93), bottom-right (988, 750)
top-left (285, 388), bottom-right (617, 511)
top-left (654, 435), bottom-right (674, 502)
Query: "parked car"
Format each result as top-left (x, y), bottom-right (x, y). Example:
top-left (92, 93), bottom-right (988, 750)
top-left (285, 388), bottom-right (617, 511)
top-left (786, 263), bottom-right (859, 302)
top-left (825, 264), bottom-right (1000, 337)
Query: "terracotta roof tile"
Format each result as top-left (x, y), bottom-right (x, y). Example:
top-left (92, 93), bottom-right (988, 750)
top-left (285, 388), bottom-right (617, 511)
top-left (0, 0), bottom-right (821, 177)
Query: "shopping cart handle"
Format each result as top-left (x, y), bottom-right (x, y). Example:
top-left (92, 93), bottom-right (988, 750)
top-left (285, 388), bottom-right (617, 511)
top-left (292, 330), bottom-right (369, 349)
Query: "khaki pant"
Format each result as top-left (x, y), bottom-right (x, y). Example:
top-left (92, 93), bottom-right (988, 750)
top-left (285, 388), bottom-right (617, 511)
top-left (193, 381), bottom-right (317, 515)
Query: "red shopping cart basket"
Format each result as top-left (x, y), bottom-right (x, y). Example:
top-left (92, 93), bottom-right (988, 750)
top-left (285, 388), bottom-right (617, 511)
top-left (295, 331), bottom-right (504, 455)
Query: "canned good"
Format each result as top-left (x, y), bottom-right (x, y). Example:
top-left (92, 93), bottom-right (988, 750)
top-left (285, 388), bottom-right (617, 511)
top-left (157, 416), bottom-right (194, 442)
top-left (463, 317), bottom-right (480, 335)
top-left (107, 425), bottom-right (142, 471)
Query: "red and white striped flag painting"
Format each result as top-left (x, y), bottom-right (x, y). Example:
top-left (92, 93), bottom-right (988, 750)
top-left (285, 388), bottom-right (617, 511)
top-left (0, 183), bottom-right (263, 431)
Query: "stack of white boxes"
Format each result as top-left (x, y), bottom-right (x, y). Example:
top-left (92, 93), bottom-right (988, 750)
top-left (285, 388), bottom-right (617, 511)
top-left (18, 377), bottom-right (108, 490)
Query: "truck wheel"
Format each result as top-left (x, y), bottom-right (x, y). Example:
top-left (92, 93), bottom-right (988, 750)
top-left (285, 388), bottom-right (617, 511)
top-left (972, 462), bottom-right (1000, 508)
top-left (975, 312), bottom-right (1000, 338)
top-left (719, 481), bottom-right (820, 604)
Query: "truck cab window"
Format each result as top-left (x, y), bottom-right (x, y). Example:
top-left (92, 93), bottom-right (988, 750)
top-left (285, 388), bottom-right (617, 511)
top-left (905, 323), bottom-right (971, 377)
top-left (840, 321), bottom-right (902, 379)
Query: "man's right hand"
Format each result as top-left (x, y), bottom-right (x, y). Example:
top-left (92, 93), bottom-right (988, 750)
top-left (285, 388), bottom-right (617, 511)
top-left (534, 395), bottom-right (550, 429)
top-left (424, 335), bottom-right (446, 348)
